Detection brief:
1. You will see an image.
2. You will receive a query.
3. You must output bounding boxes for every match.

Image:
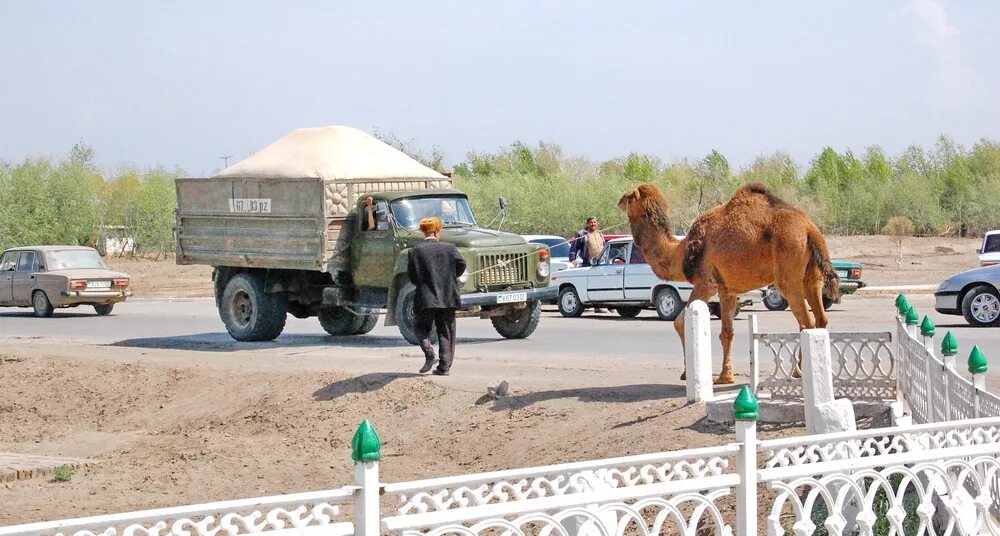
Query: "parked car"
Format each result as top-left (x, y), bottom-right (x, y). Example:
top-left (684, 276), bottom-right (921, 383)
top-left (0, 246), bottom-right (132, 317)
top-left (760, 261), bottom-right (866, 311)
top-left (550, 237), bottom-right (749, 319)
top-left (522, 235), bottom-right (573, 273)
top-left (978, 230), bottom-right (1000, 267)
top-left (934, 264), bottom-right (1000, 327)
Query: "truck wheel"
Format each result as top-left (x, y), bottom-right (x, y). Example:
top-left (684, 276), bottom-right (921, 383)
top-left (94, 303), bottom-right (114, 316)
top-left (616, 306), bottom-right (642, 318)
top-left (822, 296), bottom-right (835, 310)
top-left (219, 273), bottom-right (287, 341)
top-left (962, 285), bottom-right (1000, 327)
top-left (395, 283), bottom-right (437, 345)
top-left (557, 287), bottom-right (584, 317)
top-left (708, 302), bottom-right (741, 319)
top-left (654, 287), bottom-right (682, 320)
top-left (763, 286), bottom-right (789, 311)
top-left (492, 301), bottom-right (542, 339)
top-left (354, 312), bottom-right (379, 335)
top-left (318, 306), bottom-right (364, 336)
top-left (32, 291), bottom-right (54, 318)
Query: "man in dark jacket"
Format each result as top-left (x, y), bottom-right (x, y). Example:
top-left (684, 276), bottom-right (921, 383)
top-left (407, 217), bottom-right (467, 376)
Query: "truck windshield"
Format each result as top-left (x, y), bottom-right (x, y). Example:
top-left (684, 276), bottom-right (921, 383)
top-left (391, 197), bottom-right (477, 229)
top-left (47, 250), bottom-right (107, 270)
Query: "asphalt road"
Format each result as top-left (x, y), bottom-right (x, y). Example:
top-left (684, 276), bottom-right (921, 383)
top-left (2, 294), bottom-right (997, 374)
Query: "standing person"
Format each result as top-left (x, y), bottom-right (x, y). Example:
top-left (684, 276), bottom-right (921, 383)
top-left (568, 216), bottom-right (607, 312)
top-left (568, 216), bottom-right (606, 267)
top-left (407, 217), bottom-right (467, 376)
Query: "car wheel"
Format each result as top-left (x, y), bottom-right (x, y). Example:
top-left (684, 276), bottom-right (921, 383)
top-left (654, 287), bottom-right (682, 321)
top-left (318, 306), bottom-right (365, 336)
top-left (491, 301), bottom-right (542, 339)
top-left (708, 302), bottom-right (741, 319)
top-left (395, 282), bottom-right (438, 345)
top-left (219, 273), bottom-right (287, 341)
top-left (94, 303), bottom-right (114, 316)
top-left (557, 287), bottom-right (584, 318)
top-left (763, 286), bottom-right (789, 311)
top-left (32, 291), bottom-right (54, 318)
top-left (616, 306), bottom-right (642, 318)
top-left (961, 285), bottom-right (1000, 327)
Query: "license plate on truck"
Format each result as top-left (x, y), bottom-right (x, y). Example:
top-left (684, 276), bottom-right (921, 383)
top-left (496, 292), bottom-right (527, 304)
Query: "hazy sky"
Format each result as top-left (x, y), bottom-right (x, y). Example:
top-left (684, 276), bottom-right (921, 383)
top-left (2, 1), bottom-right (998, 175)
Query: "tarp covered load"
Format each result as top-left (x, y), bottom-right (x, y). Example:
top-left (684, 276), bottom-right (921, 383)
top-left (213, 125), bottom-right (446, 181)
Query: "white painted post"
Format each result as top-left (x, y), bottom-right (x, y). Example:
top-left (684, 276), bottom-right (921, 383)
top-left (684, 300), bottom-right (713, 403)
top-left (734, 387), bottom-right (758, 536)
top-left (748, 315), bottom-right (760, 394)
top-left (801, 329), bottom-right (856, 435)
top-left (352, 420), bottom-right (382, 536)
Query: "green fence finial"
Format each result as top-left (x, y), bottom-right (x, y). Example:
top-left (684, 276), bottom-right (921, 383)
top-left (969, 346), bottom-right (988, 374)
top-left (896, 294), bottom-right (909, 315)
top-left (351, 419), bottom-right (382, 463)
top-left (905, 306), bottom-right (919, 326)
top-left (920, 315), bottom-right (936, 337)
top-left (941, 331), bottom-right (958, 357)
top-left (733, 385), bottom-right (759, 421)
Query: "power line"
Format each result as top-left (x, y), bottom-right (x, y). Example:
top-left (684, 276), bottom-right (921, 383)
top-left (219, 155), bottom-right (234, 168)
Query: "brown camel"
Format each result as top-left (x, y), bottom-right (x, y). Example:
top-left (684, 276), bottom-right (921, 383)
top-left (617, 183), bottom-right (840, 384)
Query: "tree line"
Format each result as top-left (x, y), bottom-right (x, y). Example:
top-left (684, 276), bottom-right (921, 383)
top-left (0, 144), bottom-right (178, 256)
top-left (2, 135), bottom-right (998, 255)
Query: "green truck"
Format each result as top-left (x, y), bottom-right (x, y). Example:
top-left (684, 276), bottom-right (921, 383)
top-left (175, 126), bottom-right (555, 343)
top-left (761, 260), bottom-right (865, 311)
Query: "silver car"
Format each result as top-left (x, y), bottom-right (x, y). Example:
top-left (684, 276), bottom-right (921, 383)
top-left (934, 265), bottom-right (1000, 326)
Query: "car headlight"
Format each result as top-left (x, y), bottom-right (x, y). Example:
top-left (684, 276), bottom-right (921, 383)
top-left (537, 261), bottom-right (550, 278)
top-left (938, 279), bottom-right (950, 291)
top-left (458, 270), bottom-right (469, 284)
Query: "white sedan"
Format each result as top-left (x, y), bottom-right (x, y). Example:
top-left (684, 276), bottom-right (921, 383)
top-left (550, 237), bottom-right (748, 319)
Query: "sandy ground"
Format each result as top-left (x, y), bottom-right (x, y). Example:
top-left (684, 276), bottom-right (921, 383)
top-left (0, 235), bottom-right (984, 524)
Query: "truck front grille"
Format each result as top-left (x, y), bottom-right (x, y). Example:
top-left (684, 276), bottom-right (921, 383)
top-left (477, 253), bottom-right (528, 287)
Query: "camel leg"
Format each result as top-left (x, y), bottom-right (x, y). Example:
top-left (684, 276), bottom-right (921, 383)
top-left (715, 293), bottom-right (738, 385)
top-left (777, 284), bottom-right (816, 379)
top-left (804, 277), bottom-right (829, 329)
top-left (675, 284), bottom-right (717, 381)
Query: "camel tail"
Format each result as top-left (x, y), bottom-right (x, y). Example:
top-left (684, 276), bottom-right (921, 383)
top-left (808, 229), bottom-right (841, 301)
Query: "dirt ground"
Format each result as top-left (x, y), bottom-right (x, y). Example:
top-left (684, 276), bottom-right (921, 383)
top-left (0, 235), bottom-right (983, 524)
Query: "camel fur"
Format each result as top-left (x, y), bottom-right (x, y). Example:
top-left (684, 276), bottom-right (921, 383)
top-left (618, 183), bottom-right (840, 384)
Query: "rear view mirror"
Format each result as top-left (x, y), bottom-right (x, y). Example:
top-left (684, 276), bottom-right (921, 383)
top-left (977, 248), bottom-right (982, 254)
top-left (590, 257), bottom-right (600, 266)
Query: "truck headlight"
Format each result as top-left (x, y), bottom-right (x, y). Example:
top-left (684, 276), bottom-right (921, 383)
top-left (458, 270), bottom-right (469, 284)
top-left (537, 261), bottom-right (550, 278)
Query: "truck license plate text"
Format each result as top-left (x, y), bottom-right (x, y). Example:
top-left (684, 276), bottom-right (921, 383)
top-left (229, 198), bottom-right (272, 213)
top-left (496, 292), bottom-right (527, 304)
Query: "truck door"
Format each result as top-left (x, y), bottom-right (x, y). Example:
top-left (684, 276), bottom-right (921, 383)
top-left (623, 243), bottom-right (655, 301)
top-left (0, 251), bottom-right (16, 305)
top-left (12, 251), bottom-right (39, 305)
top-left (586, 242), bottom-right (628, 301)
top-left (352, 199), bottom-right (396, 289)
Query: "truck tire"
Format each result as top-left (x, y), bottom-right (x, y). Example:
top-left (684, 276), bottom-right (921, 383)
top-left (395, 283), bottom-right (438, 345)
top-left (319, 306), bottom-right (365, 336)
top-left (557, 287), bottom-right (584, 317)
top-left (492, 301), bottom-right (542, 339)
top-left (763, 286), bottom-right (789, 311)
top-left (822, 296), bottom-right (835, 310)
top-left (219, 273), bottom-right (287, 342)
top-left (354, 312), bottom-right (379, 335)
top-left (708, 302), bottom-right (741, 319)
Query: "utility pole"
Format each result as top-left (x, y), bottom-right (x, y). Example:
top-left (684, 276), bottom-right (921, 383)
top-left (219, 155), bottom-right (234, 168)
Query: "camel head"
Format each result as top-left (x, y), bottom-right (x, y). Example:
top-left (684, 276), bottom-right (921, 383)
top-left (617, 184), bottom-right (671, 230)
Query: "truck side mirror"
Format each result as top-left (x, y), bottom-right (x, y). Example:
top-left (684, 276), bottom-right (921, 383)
top-left (977, 248), bottom-right (982, 254)
top-left (590, 257), bottom-right (600, 266)
top-left (499, 197), bottom-right (509, 210)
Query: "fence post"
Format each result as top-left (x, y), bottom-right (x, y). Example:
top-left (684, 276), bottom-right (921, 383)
top-left (969, 346), bottom-right (988, 418)
top-left (748, 315), bottom-right (759, 394)
top-left (684, 300), bottom-right (713, 403)
top-left (352, 420), bottom-right (382, 536)
top-left (734, 385), bottom-right (758, 536)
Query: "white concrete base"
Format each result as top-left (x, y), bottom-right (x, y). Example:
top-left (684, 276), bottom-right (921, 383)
top-left (810, 399), bottom-right (857, 434)
top-left (705, 392), bottom-right (891, 424)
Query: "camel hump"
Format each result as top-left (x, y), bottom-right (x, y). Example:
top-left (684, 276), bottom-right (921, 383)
top-left (737, 182), bottom-right (788, 207)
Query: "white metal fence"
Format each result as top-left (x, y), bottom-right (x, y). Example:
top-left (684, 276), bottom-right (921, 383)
top-left (749, 315), bottom-right (896, 402)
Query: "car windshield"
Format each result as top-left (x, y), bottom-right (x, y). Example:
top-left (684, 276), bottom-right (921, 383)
top-left (529, 238), bottom-right (570, 258)
top-left (984, 234), bottom-right (1000, 254)
top-left (47, 250), bottom-right (107, 270)
top-left (390, 196), bottom-right (477, 229)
